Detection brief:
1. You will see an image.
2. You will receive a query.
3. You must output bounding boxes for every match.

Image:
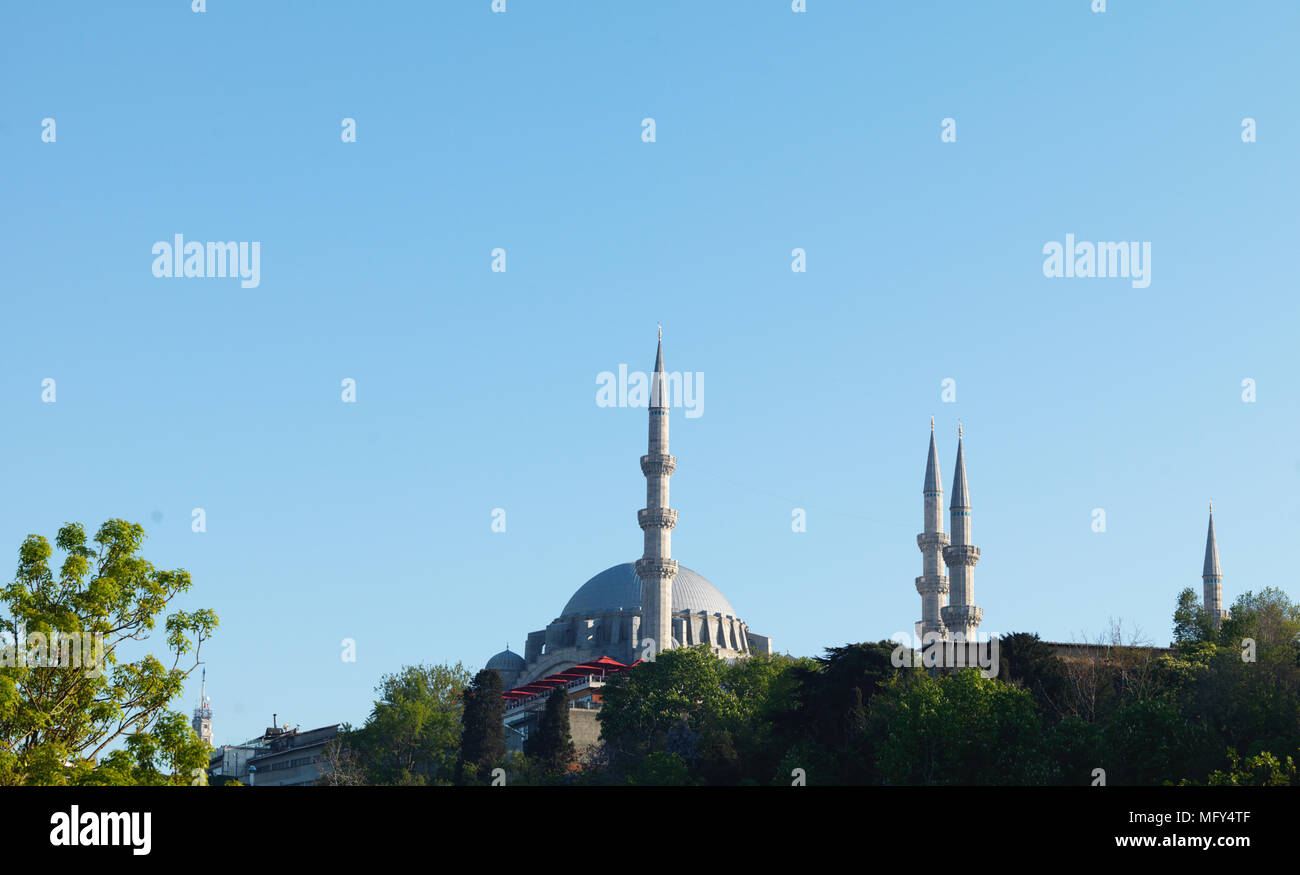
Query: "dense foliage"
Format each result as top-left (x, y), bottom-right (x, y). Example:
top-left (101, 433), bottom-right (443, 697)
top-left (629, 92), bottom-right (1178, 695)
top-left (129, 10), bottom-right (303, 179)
top-left (0, 520), bottom-right (217, 785)
top-left (472, 587), bottom-right (1300, 785)
top-left (322, 662), bottom-right (472, 785)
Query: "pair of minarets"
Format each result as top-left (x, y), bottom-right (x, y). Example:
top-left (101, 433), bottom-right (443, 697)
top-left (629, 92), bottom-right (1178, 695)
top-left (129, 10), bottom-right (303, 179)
top-left (915, 419), bottom-right (983, 643)
top-left (911, 417), bottom-right (1230, 638)
top-left (635, 328), bottom-right (679, 658)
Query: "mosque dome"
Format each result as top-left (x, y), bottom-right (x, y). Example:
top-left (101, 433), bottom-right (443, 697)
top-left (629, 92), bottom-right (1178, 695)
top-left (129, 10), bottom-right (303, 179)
top-left (559, 562), bottom-right (738, 621)
top-left (486, 648), bottom-right (527, 672)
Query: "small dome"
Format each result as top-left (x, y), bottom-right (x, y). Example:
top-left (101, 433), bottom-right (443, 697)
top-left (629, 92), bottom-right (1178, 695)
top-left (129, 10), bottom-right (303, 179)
top-left (486, 648), bottom-right (526, 672)
top-left (559, 562), bottom-right (738, 621)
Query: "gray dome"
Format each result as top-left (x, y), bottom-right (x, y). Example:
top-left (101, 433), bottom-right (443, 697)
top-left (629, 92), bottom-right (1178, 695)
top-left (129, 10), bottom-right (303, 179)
top-left (559, 562), bottom-right (738, 621)
top-left (486, 649), bottom-right (526, 671)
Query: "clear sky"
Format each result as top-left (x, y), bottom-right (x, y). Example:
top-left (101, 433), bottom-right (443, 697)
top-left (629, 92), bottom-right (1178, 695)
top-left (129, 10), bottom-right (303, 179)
top-left (3, 1), bottom-right (1297, 746)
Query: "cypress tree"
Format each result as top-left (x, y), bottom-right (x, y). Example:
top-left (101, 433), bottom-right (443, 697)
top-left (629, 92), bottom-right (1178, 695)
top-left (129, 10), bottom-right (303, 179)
top-left (526, 687), bottom-right (576, 774)
top-left (458, 669), bottom-right (505, 783)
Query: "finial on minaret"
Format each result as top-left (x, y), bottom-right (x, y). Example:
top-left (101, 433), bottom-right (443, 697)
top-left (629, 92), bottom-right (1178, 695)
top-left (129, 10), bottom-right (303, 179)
top-left (930, 416), bottom-right (935, 431)
top-left (958, 420), bottom-right (963, 439)
top-left (1209, 499), bottom-right (1213, 514)
top-left (658, 323), bottom-right (662, 342)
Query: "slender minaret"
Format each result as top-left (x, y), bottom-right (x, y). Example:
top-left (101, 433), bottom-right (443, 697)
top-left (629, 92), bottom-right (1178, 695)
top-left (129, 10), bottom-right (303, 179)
top-left (941, 424), bottom-right (983, 641)
top-left (915, 418), bottom-right (950, 642)
top-left (192, 667), bottom-right (213, 746)
top-left (635, 327), bottom-right (679, 658)
top-left (1203, 501), bottom-right (1228, 628)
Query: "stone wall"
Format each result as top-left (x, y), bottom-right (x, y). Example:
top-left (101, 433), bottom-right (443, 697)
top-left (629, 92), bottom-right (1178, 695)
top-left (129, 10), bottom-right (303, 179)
top-left (568, 709), bottom-right (602, 752)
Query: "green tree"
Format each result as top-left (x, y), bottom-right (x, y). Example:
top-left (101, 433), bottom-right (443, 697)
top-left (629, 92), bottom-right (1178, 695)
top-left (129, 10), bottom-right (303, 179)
top-left (1099, 694), bottom-right (1201, 785)
top-left (769, 641), bottom-right (896, 783)
top-left (1206, 750), bottom-right (1298, 786)
top-left (0, 520), bottom-right (218, 785)
top-left (999, 632), bottom-right (1068, 722)
top-left (625, 750), bottom-right (691, 786)
top-left (86, 711), bottom-right (211, 786)
top-left (525, 687), bottom-right (575, 775)
top-left (1171, 587), bottom-right (1300, 779)
top-left (1172, 587), bottom-right (1216, 650)
top-left (872, 668), bottom-right (1047, 785)
top-left (717, 652), bottom-right (814, 785)
top-left (331, 662), bottom-right (472, 785)
top-left (597, 645), bottom-right (738, 763)
top-left (458, 668), bottom-right (505, 784)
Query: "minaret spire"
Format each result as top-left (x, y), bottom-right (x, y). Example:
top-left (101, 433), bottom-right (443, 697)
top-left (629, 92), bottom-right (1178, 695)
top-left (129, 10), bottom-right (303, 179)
top-left (192, 667), bottom-right (213, 746)
top-left (1202, 502), bottom-right (1227, 628)
top-left (636, 328), bottom-right (678, 658)
top-left (915, 421), bottom-right (950, 643)
top-left (941, 426), bottom-right (982, 641)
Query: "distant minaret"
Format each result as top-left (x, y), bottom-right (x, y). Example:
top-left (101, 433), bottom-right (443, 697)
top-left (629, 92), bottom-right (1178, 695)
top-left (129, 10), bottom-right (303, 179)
top-left (192, 667), bottom-right (213, 746)
top-left (915, 418), bottom-right (950, 642)
top-left (941, 424), bottom-right (983, 640)
top-left (635, 327), bottom-right (679, 658)
top-left (1203, 502), bottom-right (1228, 628)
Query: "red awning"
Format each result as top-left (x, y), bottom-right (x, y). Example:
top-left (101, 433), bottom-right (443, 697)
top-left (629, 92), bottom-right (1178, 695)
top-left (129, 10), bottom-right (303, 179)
top-left (502, 656), bottom-right (637, 703)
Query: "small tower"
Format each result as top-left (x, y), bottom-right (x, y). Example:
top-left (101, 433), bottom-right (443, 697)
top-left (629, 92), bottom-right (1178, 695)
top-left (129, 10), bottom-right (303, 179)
top-left (1203, 502), bottom-right (1228, 628)
top-left (192, 667), bottom-right (213, 746)
top-left (635, 327), bottom-right (679, 658)
top-left (915, 418), bottom-right (950, 642)
top-left (941, 424), bottom-right (983, 641)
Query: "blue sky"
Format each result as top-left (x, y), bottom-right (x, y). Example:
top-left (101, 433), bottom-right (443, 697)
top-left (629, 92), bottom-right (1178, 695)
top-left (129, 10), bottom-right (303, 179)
top-left (2, 1), bottom-right (1297, 745)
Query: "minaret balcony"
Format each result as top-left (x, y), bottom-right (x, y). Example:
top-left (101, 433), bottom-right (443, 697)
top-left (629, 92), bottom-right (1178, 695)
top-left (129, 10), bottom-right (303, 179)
top-left (917, 532), bottom-right (950, 550)
top-left (941, 604), bottom-right (983, 629)
top-left (942, 544), bottom-right (980, 566)
top-left (640, 454), bottom-right (677, 477)
top-left (915, 575), bottom-right (949, 596)
top-left (638, 507), bottom-right (678, 529)
top-left (635, 557), bottom-right (679, 580)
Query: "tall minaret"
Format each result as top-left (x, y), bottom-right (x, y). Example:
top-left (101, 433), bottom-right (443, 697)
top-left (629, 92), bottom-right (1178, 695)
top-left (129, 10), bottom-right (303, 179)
top-left (941, 424), bottom-right (983, 641)
top-left (1203, 502), bottom-right (1228, 628)
top-left (635, 327), bottom-right (679, 658)
top-left (192, 667), bottom-right (213, 746)
top-left (915, 418), bottom-right (950, 642)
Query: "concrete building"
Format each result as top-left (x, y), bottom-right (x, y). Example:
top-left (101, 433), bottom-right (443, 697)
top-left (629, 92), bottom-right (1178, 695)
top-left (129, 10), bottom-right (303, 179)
top-left (208, 718), bottom-right (340, 786)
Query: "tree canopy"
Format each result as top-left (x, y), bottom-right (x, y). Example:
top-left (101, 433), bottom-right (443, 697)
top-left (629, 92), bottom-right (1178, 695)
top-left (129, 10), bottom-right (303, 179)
top-left (0, 520), bottom-right (218, 785)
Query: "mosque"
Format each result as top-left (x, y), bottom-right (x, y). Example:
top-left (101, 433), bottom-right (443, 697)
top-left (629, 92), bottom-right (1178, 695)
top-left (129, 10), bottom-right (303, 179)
top-left (486, 332), bottom-right (771, 696)
top-left (487, 331), bottom-right (1231, 731)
